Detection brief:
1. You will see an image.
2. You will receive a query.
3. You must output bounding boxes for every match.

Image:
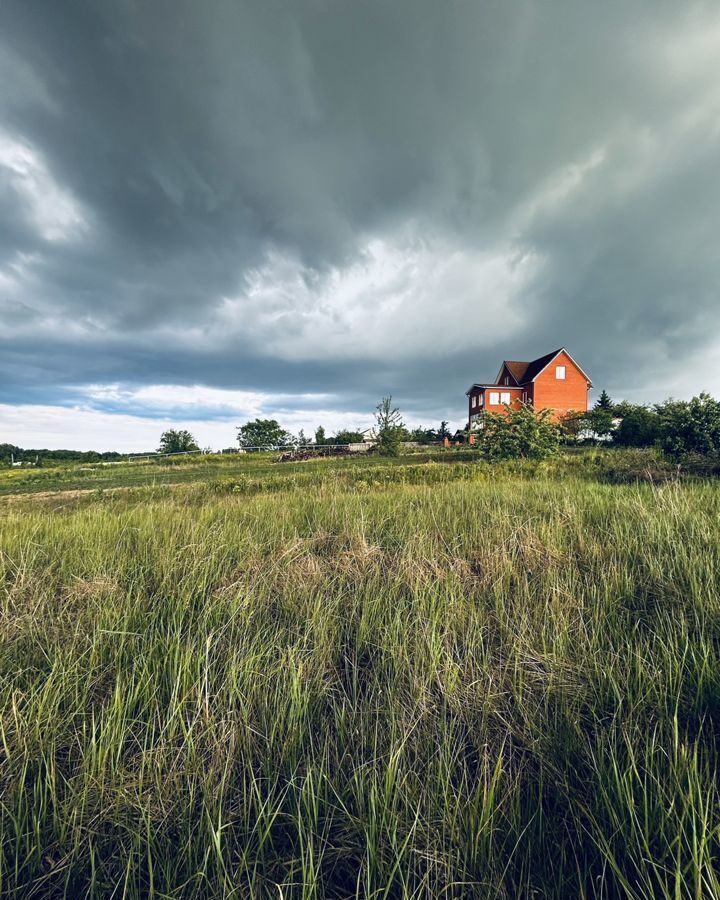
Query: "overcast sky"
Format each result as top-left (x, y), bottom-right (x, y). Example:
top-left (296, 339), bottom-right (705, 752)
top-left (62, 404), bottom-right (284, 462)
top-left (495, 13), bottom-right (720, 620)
top-left (2, 0), bottom-right (720, 450)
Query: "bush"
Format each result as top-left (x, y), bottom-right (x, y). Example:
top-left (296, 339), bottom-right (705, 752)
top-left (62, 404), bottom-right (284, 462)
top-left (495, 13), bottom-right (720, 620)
top-left (614, 406), bottom-right (661, 447)
top-left (657, 393), bottom-right (720, 459)
top-left (473, 404), bottom-right (561, 460)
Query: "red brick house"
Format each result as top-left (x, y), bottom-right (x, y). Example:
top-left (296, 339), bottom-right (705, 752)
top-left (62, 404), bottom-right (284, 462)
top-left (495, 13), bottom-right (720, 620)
top-left (466, 348), bottom-right (592, 427)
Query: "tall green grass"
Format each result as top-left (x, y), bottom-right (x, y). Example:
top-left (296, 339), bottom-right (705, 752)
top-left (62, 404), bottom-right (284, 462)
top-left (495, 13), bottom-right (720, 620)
top-left (1, 466), bottom-right (719, 897)
top-left (0, 445), bottom-right (677, 497)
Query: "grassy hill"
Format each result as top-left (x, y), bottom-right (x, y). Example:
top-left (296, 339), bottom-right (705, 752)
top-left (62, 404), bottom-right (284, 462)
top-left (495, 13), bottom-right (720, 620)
top-left (1, 450), bottom-right (719, 897)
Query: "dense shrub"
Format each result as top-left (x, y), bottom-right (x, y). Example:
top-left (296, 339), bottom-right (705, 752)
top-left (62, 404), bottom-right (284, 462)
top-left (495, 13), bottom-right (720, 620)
top-left (473, 404), bottom-right (561, 460)
top-left (657, 393), bottom-right (720, 458)
top-left (614, 405), bottom-right (661, 447)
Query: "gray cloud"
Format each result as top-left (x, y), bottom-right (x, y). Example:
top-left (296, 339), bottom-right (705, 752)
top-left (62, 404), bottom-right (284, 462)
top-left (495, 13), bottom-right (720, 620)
top-left (2, 0), bottom-right (720, 440)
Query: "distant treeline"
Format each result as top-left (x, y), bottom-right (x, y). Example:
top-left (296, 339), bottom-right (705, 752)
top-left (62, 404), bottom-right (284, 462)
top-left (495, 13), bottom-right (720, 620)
top-left (0, 444), bottom-right (140, 464)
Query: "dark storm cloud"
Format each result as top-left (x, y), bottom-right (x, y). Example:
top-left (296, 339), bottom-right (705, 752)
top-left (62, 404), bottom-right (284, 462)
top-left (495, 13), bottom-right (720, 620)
top-left (2, 0), bottom-right (720, 434)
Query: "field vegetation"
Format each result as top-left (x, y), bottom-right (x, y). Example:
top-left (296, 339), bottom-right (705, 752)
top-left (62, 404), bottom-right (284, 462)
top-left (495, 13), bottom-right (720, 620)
top-left (1, 449), bottom-right (720, 897)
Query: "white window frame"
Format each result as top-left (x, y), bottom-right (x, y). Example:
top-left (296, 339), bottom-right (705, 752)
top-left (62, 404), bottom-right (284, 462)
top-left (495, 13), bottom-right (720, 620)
top-left (500, 391), bottom-right (511, 404)
top-left (471, 395), bottom-right (476, 408)
top-left (489, 391), bottom-right (500, 405)
top-left (556, 365), bottom-right (566, 380)
top-left (478, 393), bottom-right (484, 407)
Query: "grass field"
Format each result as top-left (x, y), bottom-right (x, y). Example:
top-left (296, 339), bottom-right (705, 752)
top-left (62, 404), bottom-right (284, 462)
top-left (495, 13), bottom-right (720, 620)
top-left (0, 450), bottom-right (479, 497)
top-left (1, 451), bottom-right (719, 897)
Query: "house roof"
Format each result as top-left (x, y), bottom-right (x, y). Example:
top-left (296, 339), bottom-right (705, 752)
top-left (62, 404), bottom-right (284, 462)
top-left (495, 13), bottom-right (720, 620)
top-left (503, 360), bottom-right (530, 384)
top-left (520, 348), bottom-right (565, 383)
top-left (524, 347), bottom-right (593, 385)
top-left (502, 348), bottom-right (593, 385)
top-left (469, 347), bottom-right (593, 396)
top-left (493, 351), bottom-right (560, 386)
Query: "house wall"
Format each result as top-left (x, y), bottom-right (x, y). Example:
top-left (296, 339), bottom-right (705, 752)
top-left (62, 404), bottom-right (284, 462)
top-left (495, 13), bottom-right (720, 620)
top-left (468, 386), bottom-right (524, 424)
top-left (531, 350), bottom-right (589, 419)
top-left (485, 387), bottom-right (523, 413)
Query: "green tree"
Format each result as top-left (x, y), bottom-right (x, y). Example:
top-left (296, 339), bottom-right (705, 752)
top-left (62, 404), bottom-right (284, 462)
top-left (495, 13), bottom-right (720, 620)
top-left (374, 397), bottom-right (404, 457)
top-left (612, 400), bottom-right (640, 418)
top-left (614, 406), bottom-right (661, 447)
top-left (559, 408), bottom-right (614, 442)
top-left (656, 393), bottom-right (720, 458)
top-left (0, 444), bottom-right (21, 463)
top-left (334, 429), bottom-right (366, 445)
top-left (314, 426), bottom-right (327, 446)
top-left (595, 389), bottom-right (614, 411)
top-left (237, 419), bottom-right (294, 450)
top-left (438, 421), bottom-right (451, 440)
top-left (157, 429), bottom-right (199, 454)
top-left (408, 426), bottom-right (438, 443)
top-left (475, 404), bottom-right (561, 460)
top-left (585, 407), bottom-right (615, 439)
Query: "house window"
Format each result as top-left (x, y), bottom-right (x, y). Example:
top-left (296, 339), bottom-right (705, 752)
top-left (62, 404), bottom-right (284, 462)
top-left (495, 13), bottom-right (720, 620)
top-left (504, 376), bottom-right (509, 385)
top-left (489, 391), bottom-right (499, 405)
top-left (556, 366), bottom-right (566, 380)
top-left (500, 391), bottom-right (511, 404)
top-left (478, 393), bottom-right (484, 406)
top-left (471, 395), bottom-right (476, 408)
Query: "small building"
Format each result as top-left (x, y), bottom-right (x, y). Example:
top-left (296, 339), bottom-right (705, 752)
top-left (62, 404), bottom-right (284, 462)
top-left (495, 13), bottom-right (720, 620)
top-left (466, 347), bottom-right (592, 428)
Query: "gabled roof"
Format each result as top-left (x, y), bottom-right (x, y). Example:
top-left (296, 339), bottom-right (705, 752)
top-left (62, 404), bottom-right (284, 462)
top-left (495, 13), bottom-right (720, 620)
top-left (494, 352), bottom-right (559, 385)
top-left (521, 348), bottom-right (565, 383)
top-left (501, 348), bottom-right (592, 385)
top-left (503, 360), bottom-right (530, 384)
top-left (471, 347), bottom-right (593, 394)
top-left (523, 347), bottom-right (593, 385)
